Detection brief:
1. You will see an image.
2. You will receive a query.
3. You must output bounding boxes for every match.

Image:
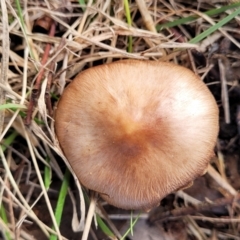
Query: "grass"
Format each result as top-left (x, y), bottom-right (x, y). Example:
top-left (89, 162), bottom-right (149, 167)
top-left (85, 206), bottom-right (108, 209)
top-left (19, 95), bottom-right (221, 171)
top-left (49, 169), bottom-right (70, 240)
top-left (156, 2), bottom-right (240, 30)
top-left (0, 103), bottom-right (26, 110)
top-left (96, 215), bottom-right (115, 238)
top-left (189, 6), bottom-right (240, 44)
top-left (0, 131), bottom-right (18, 240)
top-left (15, 0), bottom-right (36, 60)
top-left (0, 204), bottom-right (11, 240)
top-left (120, 213), bottom-right (141, 240)
top-left (0, 0), bottom-right (240, 239)
top-left (124, 0), bottom-right (133, 52)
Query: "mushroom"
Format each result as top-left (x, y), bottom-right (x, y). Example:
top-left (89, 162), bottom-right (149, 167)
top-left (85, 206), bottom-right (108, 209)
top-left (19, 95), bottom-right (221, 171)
top-left (55, 60), bottom-right (219, 210)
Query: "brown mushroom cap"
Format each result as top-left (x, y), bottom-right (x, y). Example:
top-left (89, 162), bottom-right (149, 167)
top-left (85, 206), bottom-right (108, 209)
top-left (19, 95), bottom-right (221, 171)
top-left (55, 60), bottom-right (219, 210)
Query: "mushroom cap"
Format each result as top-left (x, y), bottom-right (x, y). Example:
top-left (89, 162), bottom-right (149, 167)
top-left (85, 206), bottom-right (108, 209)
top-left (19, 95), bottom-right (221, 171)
top-left (55, 60), bottom-right (219, 210)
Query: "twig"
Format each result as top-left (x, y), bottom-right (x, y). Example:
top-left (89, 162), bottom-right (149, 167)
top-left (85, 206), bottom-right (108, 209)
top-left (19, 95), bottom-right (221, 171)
top-left (0, 0), bottom-right (10, 134)
top-left (207, 165), bottom-right (237, 196)
top-left (45, 38), bottom-right (66, 117)
top-left (219, 58), bottom-right (230, 124)
top-left (135, 0), bottom-right (156, 32)
top-left (149, 193), bottom-right (240, 223)
top-left (25, 20), bottom-right (56, 125)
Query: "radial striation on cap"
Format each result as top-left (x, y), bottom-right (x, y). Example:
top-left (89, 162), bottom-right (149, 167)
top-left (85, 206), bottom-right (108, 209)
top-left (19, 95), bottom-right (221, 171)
top-left (55, 60), bottom-right (219, 210)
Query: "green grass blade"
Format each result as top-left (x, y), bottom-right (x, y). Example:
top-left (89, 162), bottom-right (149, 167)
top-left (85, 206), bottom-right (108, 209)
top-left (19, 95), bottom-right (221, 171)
top-left (189, 6), bottom-right (240, 44)
top-left (83, 192), bottom-right (115, 238)
top-left (0, 103), bottom-right (26, 110)
top-left (78, 0), bottom-right (86, 11)
top-left (96, 215), bottom-right (115, 238)
top-left (156, 2), bottom-right (240, 30)
top-left (44, 157), bottom-right (51, 190)
top-left (49, 169), bottom-right (71, 240)
top-left (130, 211), bottom-right (133, 235)
top-left (0, 204), bottom-right (12, 240)
top-left (15, 0), bottom-right (35, 59)
top-left (1, 131), bottom-right (18, 152)
top-left (120, 213), bottom-right (141, 240)
top-left (1, 102), bottom-right (43, 125)
top-left (15, 0), bottom-right (26, 32)
top-left (0, 131), bottom-right (18, 239)
top-left (124, 0), bottom-right (133, 52)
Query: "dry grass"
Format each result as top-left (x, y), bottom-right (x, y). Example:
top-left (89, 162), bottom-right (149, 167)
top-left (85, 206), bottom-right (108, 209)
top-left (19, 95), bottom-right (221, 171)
top-left (1, 0), bottom-right (240, 239)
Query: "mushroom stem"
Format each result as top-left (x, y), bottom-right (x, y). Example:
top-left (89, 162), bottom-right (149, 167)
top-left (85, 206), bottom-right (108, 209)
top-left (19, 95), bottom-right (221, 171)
top-left (81, 192), bottom-right (97, 240)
